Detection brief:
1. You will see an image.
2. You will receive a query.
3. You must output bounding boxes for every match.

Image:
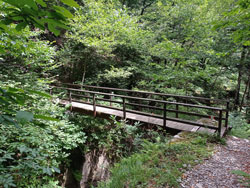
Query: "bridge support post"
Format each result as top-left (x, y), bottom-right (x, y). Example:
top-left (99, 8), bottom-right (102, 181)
top-left (176, 102), bottom-right (179, 118)
top-left (218, 110), bottom-right (222, 137)
top-left (123, 97), bottom-right (126, 119)
top-left (110, 91), bottom-right (114, 106)
top-left (93, 93), bottom-right (96, 117)
top-left (225, 101), bottom-right (229, 130)
top-left (163, 103), bottom-right (167, 128)
top-left (49, 87), bottom-right (53, 95)
top-left (69, 90), bottom-right (73, 111)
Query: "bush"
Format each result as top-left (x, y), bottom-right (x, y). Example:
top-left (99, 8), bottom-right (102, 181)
top-left (229, 112), bottom-right (250, 139)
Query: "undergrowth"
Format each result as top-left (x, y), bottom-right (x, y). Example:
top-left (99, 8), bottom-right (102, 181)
top-left (229, 112), bottom-right (250, 139)
top-left (97, 133), bottom-right (219, 188)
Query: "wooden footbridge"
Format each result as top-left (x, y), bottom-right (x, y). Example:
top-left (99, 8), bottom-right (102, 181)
top-left (50, 83), bottom-right (230, 137)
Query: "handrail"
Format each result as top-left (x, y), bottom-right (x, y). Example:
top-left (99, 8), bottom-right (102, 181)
top-left (54, 83), bottom-right (230, 103)
top-left (53, 86), bottom-right (225, 111)
top-left (51, 84), bottom-right (230, 137)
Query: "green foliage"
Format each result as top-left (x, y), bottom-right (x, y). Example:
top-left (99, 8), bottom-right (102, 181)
top-left (40, 180), bottom-right (61, 188)
top-left (69, 0), bottom-right (152, 55)
top-left (97, 66), bottom-right (133, 88)
top-left (229, 112), bottom-right (250, 139)
top-left (0, 67), bottom-right (86, 187)
top-left (0, 0), bottom-right (79, 36)
top-left (214, 0), bottom-right (250, 46)
top-left (0, 95), bottom-right (87, 187)
top-left (0, 27), bottom-right (57, 71)
top-left (59, 0), bottom-right (154, 86)
top-left (98, 133), bottom-right (215, 188)
top-left (70, 115), bottom-right (140, 159)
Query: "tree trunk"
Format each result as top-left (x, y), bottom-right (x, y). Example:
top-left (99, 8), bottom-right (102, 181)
top-left (211, 66), bottom-right (223, 88)
top-left (81, 63), bottom-right (87, 87)
top-left (140, 0), bottom-right (153, 16)
top-left (240, 75), bottom-right (250, 111)
top-left (234, 46), bottom-right (247, 110)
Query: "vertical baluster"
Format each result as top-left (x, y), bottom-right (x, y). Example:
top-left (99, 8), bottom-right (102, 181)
top-left (225, 101), bottom-right (230, 130)
top-left (93, 93), bottom-right (96, 117)
top-left (176, 99), bottom-right (179, 118)
top-left (123, 97), bottom-right (126, 119)
top-left (49, 87), bottom-right (53, 95)
top-left (218, 110), bottom-right (223, 137)
top-left (110, 91), bottom-right (114, 106)
top-left (69, 90), bottom-right (72, 103)
top-left (163, 103), bottom-right (167, 128)
top-left (69, 90), bottom-right (72, 111)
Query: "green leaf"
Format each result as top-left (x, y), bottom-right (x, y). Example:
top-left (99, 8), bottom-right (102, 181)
top-left (26, 89), bottom-right (52, 98)
top-left (48, 22), bottom-right (60, 36)
top-left (54, 5), bottom-right (74, 19)
top-left (2, 0), bottom-right (19, 7)
top-left (243, 40), bottom-right (250, 46)
top-left (16, 111), bottom-right (34, 122)
top-left (22, 6), bottom-right (37, 16)
top-left (0, 115), bottom-right (4, 123)
top-left (12, 16), bottom-right (24, 21)
top-left (34, 114), bottom-right (59, 121)
top-left (2, 115), bottom-right (19, 127)
top-left (60, 0), bottom-right (80, 8)
top-left (16, 21), bottom-right (28, 31)
top-left (35, 0), bottom-right (47, 7)
top-left (19, 145), bottom-right (29, 153)
top-left (52, 166), bottom-right (61, 173)
top-left (44, 18), bottom-right (69, 36)
top-left (232, 170), bottom-right (250, 178)
top-left (44, 18), bottom-right (69, 30)
top-left (22, 0), bottom-right (38, 10)
top-left (0, 22), bottom-right (8, 31)
top-left (3, 0), bottom-right (38, 10)
top-left (42, 167), bottom-right (52, 176)
top-left (0, 96), bottom-right (10, 105)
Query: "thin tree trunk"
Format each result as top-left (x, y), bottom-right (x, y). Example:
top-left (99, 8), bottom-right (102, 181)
top-left (140, 0), bottom-right (153, 16)
top-left (81, 63), bottom-right (87, 88)
top-left (240, 75), bottom-right (250, 111)
top-left (211, 66), bottom-right (223, 88)
top-left (234, 46), bottom-right (247, 110)
top-left (247, 76), bottom-right (250, 100)
top-left (234, 68), bottom-right (242, 110)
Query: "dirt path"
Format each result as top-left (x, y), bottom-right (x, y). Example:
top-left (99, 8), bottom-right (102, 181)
top-left (181, 136), bottom-right (250, 188)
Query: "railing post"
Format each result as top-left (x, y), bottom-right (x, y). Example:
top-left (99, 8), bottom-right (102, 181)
top-left (49, 87), bottom-right (53, 95)
top-left (218, 109), bottom-right (223, 137)
top-left (87, 87), bottom-right (90, 103)
top-left (69, 90), bottom-right (72, 111)
top-left (110, 91), bottom-right (114, 106)
top-left (225, 101), bottom-right (230, 130)
top-left (176, 100), bottom-right (179, 118)
top-left (69, 90), bottom-right (72, 103)
top-left (93, 93), bottom-right (96, 117)
top-left (163, 103), bottom-right (167, 128)
top-left (123, 97), bottom-right (126, 119)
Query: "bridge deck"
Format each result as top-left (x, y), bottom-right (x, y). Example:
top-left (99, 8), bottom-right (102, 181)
top-left (61, 100), bottom-right (217, 134)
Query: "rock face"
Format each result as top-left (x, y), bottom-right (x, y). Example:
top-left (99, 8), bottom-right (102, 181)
top-left (80, 150), bottom-right (110, 188)
top-left (62, 148), bottom-right (110, 188)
